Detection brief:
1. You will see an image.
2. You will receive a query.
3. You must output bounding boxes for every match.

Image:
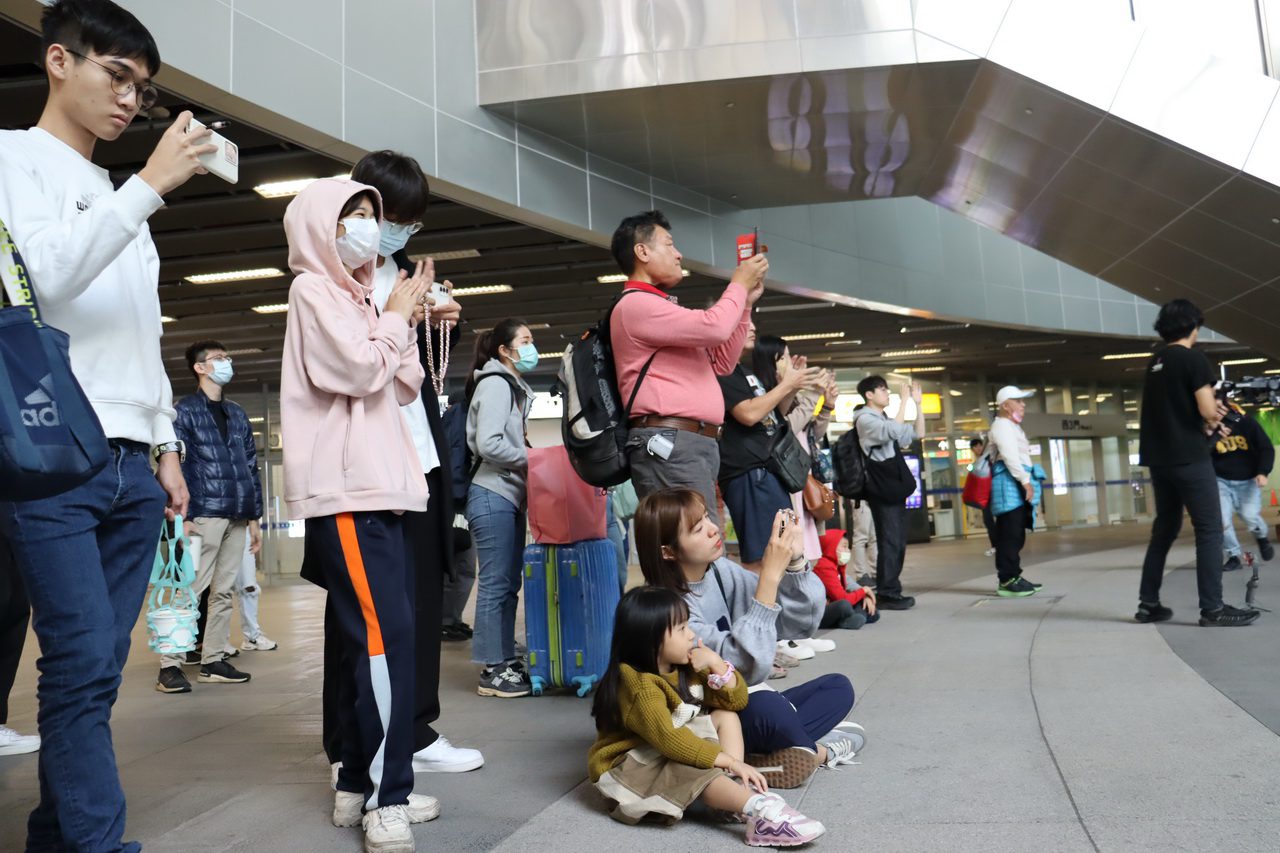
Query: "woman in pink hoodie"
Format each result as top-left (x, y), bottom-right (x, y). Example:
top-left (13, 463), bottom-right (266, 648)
top-left (280, 178), bottom-right (435, 852)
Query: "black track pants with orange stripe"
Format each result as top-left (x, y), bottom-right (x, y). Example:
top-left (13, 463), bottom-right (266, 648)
top-left (307, 511), bottom-right (416, 809)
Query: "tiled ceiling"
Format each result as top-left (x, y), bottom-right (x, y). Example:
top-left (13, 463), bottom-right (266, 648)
top-left (0, 21), bottom-right (1268, 395)
top-left (495, 60), bottom-right (1280, 358)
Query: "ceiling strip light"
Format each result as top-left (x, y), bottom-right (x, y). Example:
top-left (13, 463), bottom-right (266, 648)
top-left (824, 339), bottom-right (864, 347)
top-left (161, 316), bottom-right (176, 323)
top-left (410, 249), bottom-right (481, 262)
top-left (892, 366), bottom-right (945, 373)
top-left (1220, 358), bottom-right (1267, 366)
top-left (252, 173), bottom-right (351, 199)
top-left (186, 267), bottom-right (285, 285)
top-left (596, 273), bottom-right (628, 284)
top-left (784, 331), bottom-right (845, 342)
top-left (997, 359), bottom-right (1052, 366)
top-left (251, 303), bottom-right (289, 314)
top-left (1004, 339), bottom-right (1067, 349)
top-left (899, 323), bottom-right (969, 334)
top-left (880, 347), bottom-right (942, 358)
top-left (452, 284), bottom-right (513, 296)
top-left (1101, 352), bottom-right (1154, 361)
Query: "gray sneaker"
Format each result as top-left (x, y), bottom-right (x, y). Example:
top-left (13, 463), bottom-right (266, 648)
top-left (198, 660), bottom-right (251, 683)
top-left (156, 666), bottom-right (191, 694)
top-left (477, 663), bottom-right (530, 698)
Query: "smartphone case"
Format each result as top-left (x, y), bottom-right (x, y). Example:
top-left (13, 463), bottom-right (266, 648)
top-left (522, 539), bottom-right (620, 696)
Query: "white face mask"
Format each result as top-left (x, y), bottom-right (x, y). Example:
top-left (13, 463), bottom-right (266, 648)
top-left (837, 549), bottom-right (852, 566)
top-left (335, 217), bottom-right (380, 269)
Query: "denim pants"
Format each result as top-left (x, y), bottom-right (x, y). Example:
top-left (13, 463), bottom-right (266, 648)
top-left (235, 533), bottom-right (262, 642)
top-left (740, 673), bottom-right (855, 754)
top-left (605, 494), bottom-right (628, 596)
top-left (1140, 460), bottom-right (1224, 613)
top-left (466, 484), bottom-right (526, 666)
top-left (1218, 477), bottom-right (1268, 557)
top-left (0, 441), bottom-right (167, 853)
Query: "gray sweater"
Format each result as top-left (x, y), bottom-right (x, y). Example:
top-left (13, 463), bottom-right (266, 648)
top-left (466, 359), bottom-right (533, 509)
top-left (684, 557), bottom-right (825, 686)
top-left (854, 407), bottom-right (916, 462)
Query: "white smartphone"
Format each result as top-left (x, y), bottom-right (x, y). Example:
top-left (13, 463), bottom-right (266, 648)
top-left (429, 282), bottom-right (452, 307)
top-left (187, 118), bottom-right (239, 184)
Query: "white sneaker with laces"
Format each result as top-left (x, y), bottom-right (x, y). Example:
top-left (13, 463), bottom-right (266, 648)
top-left (984, 547), bottom-right (997, 557)
top-left (795, 637), bottom-right (836, 653)
top-left (776, 639), bottom-right (815, 660)
top-left (817, 735), bottom-right (859, 768)
top-left (0, 725), bottom-right (40, 756)
top-left (831, 720), bottom-right (867, 753)
top-left (412, 736), bottom-right (484, 773)
top-left (334, 791), bottom-right (440, 827)
top-left (362, 804), bottom-right (415, 853)
top-left (241, 634), bottom-right (278, 651)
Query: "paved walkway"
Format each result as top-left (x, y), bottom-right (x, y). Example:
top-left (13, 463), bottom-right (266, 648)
top-left (3, 524), bottom-right (1279, 852)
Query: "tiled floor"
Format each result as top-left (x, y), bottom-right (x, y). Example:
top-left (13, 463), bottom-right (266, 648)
top-left (3, 522), bottom-right (1280, 852)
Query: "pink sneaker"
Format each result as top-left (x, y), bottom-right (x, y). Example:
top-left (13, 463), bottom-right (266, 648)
top-left (745, 794), bottom-right (825, 847)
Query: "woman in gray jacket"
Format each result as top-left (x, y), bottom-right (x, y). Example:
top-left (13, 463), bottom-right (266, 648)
top-left (465, 318), bottom-right (536, 697)
top-left (636, 488), bottom-right (861, 789)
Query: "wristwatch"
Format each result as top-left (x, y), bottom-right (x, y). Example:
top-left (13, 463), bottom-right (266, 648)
top-left (153, 440), bottom-right (186, 463)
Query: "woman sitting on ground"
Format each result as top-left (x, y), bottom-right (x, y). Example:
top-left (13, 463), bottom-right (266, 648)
top-left (635, 488), bottom-right (863, 789)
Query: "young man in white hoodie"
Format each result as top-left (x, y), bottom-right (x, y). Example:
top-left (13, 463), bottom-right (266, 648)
top-left (0, 2), bottom-right (217, 850)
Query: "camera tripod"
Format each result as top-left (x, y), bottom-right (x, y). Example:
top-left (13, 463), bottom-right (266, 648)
top-left (1242, 551), bottom-right (1271, 612)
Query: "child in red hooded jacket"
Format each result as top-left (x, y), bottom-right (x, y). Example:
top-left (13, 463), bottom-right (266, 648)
top-left (814, 529), bottom-right (880, 630)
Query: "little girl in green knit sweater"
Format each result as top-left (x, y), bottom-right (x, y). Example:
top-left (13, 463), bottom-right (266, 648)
top-left (589, 587), bottom-right (825, 847)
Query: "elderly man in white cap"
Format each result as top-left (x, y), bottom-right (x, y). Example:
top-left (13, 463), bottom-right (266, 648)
top-left (987, 386), bottom-right (1045, 597)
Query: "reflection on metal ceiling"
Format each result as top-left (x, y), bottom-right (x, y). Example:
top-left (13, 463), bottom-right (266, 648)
top-left (480, 0), bottom-right (1280, 356)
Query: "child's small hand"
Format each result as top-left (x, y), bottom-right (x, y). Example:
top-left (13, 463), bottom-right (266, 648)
top-left (729, 758), bottom-right (769, 794)
top-left (688, 638), bottom-right (722, 673)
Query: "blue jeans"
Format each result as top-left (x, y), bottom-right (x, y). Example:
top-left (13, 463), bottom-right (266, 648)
top-left (1219, 477), bottom-right (1268, 557)
top-left (605, 494), bottom-right (627, 596)
top-left (466, 484), bottom-right (526, 666)
top-left (0, 441), bottom-right (166, 853)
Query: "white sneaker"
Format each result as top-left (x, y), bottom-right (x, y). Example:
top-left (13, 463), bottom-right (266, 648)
top-left (0, 725), bottom-right (39, 756)
top-left (832, 720), bottom-right (867, 752)
top-left (412, 736), bottom-right (484, 773)
top-left (984, 547), bottom-right (997, 557)
top-left (241, 634), bottom-right (278, 651)
top-left (334, 791), bottom-right (440, 828)
top-left (331, 761), bottom-right (342, 791)
top-left (794, 637), bottom-right (836, 653)
top-left (363, 804), bottom-right (416, 853)
top-left (776, 639), bottom-right (815, 660)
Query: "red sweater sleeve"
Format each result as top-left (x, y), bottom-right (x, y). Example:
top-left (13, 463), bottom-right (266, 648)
top-left (814, 558), bottom-right (866, 605)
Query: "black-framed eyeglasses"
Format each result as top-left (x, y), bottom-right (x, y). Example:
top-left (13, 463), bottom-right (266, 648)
top-left (66, 49), bottom-right (159, 111)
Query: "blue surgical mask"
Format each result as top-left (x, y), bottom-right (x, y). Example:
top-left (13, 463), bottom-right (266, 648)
top-left (512, 343), bottom-right (539, 374)
top-left (209, 359), bottom-right (234, 386)
top-left (379, 221), bottom-right (415, 258)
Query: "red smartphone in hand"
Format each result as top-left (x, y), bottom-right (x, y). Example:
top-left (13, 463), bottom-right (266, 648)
top-left (736, 227), bottom-right (767, 265)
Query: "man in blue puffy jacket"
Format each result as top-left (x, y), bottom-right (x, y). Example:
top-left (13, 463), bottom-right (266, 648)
top-left (155, 340), bottom-right (262, 694)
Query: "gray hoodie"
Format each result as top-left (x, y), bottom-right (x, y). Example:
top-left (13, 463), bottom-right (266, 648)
top-left (684, 557), bottom-right (825, 686)
top-left (466, 358), bottom-right (533, 509)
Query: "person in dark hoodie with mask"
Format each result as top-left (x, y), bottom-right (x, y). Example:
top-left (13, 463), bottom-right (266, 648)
top-left (1213, 404), bottom-right (1276, 570)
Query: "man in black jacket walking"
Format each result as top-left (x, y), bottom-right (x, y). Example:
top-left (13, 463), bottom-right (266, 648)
top-left (156, 340), bottom-right (262, 693)
top-left (1213, 404), bottom-right (1276, 570)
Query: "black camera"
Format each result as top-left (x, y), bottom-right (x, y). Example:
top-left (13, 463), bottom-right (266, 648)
top-left (1216, 376), bottom-right (1280, 426)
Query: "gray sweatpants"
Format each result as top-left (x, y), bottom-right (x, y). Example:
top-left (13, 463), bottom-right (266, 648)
top-left (626, 427), bottom-right (722, 528)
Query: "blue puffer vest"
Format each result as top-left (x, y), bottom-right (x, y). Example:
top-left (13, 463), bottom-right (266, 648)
top-left (175, 390), bottom-right (263, 520)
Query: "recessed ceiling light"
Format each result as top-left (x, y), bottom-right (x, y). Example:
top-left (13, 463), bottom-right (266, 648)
top-left (785, 331), bottom-right (845, 342)
top-left (185, 267), bottom-right (285, 285)
top-left (596, 274), bottom-right (628, 284)
top-left (1076, 394), bottom-right (1089, 399)
top-left (1221, 358), bottom-right (1267, 366)
top-left (1077, 409), bottom-right (1090, 415)
top-left (949, 390), bottom-right (963, 397)
top-left (880, 348), bottom-right (942, 358)
top-left (410, 249), bottom-right (482, 262)
top-left (452, 284), bottom-right (513, 296)
top-left (253, 173), bottom-right (350, 199)
top-left (161, 316), bottom-right (176, 323)
top-left (251, 303), bottom-right (289, 314)
top-left (249, 416), bottom-right (265, 423)
top-left (1101, 352), bottom-right (1154, 360)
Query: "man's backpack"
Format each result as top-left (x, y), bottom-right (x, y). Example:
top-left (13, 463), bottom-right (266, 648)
top-left (832, 427), bottom-right (869, 500)
top-left (559, 290), bottom-right (656, 488)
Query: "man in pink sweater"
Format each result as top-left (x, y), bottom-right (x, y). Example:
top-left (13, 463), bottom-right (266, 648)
top-left (610, 210), bottom-right (768, 526)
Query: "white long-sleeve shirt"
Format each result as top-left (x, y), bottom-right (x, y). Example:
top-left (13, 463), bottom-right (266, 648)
top-left (988, 417), bottom-right (1032, 486)
top-left (0, 127), bottom-right (175, 446)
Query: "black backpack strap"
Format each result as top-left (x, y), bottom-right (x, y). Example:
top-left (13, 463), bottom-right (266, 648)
top-left (710, 561), bottom-right (728, 602)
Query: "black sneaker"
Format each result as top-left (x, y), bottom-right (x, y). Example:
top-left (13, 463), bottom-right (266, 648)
top-left (477, 663), bottom-right (530, 698)
top-left (441, 625), bottom-right (468, 642)
top-left (1135, 602), bottom-right (1174, 623)
top-left (1224, 555), bottom-right (1243, 572)
top-left (1258, 538), bottom-right (1275, 562)
top-left (1199, 605), bottom-right (1261, 627)
top-left (997, 577), bottom-right (1037, 598)
top-left (456, 622), bottom-right (474, 638)
top-left (181, 649), bottom-right (202, 667)
top-left (1022, 577), bottom-right (1044, 589)
top-left (877, 594), bottom-right (916, 610)
top-left (197, 660), bottom-right (251, 683)
top-left (156, 666), bottom-right (191, 694)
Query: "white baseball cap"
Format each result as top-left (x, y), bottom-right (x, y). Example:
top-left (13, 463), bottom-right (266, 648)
top-left (995, 385), bottom-right (1035, 406)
